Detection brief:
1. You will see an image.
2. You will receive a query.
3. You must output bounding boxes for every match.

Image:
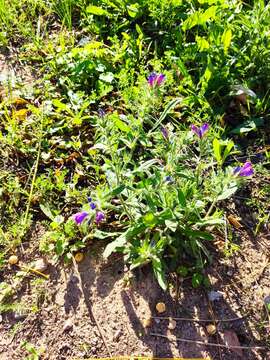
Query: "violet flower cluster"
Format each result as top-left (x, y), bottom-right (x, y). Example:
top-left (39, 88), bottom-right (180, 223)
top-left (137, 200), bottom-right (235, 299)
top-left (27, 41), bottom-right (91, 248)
top-left (72, 197), bottom-right (105, 225)
top-left (148, 72), bottom-right (166, 87)
top-left (191, 123), bottom-right (209, 139)
top-left (233, 162), bottom-right (254, 177)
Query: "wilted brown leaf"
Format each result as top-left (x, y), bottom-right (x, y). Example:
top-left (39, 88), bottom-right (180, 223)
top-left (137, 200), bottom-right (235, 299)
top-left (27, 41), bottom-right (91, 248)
top-left (13, 108), bottom-right (29, 121)
top-left (12, 97), bottom-right (28, 107)
top-left (227, 214), bottom-right (242, 229)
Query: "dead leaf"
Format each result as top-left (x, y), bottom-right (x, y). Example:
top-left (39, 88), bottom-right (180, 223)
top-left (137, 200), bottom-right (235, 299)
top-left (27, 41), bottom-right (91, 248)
top-left (221, 330), bottom-right (243, 357)
top-left (13, 108), bottom-right (29, 121)
top-left (227, 214), bottom-right (242, 229)
top-left (12, 97), bottom-right (28, 107)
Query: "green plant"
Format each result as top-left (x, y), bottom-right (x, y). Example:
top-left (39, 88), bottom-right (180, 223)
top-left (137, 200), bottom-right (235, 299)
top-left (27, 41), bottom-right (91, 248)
top-left (64, 95), bottom-right (253, 289)
top-left (21, 341), bottom-right (44, 360)
top-left (53, 0), bottom-right (77, 29)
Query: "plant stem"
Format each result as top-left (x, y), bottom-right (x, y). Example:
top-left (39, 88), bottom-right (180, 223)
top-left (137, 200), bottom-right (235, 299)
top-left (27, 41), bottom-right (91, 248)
top-left (205, 198), bottom-right (217, 218)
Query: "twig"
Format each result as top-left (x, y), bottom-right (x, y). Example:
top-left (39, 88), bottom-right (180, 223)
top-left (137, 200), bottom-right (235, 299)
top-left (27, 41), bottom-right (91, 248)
top-left (18, 264), bottom-right (49, 280)
top-left (150, 333), bottom-right (266, 350)
top-left (71, 256), bottom-right (112, 357)
top-left (152, 313), bottom-right (250, 323)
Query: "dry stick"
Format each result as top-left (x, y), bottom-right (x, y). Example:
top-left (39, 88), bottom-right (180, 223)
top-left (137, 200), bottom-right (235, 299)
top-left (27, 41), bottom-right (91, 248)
top-left (150, 333), bottom-right (266, 350)
top-left (71, 256), bottom-right (112, 357)
top-left (17, 264), bottom-right (49, 280)
top-left (152, 313), bottom-right (250, 323)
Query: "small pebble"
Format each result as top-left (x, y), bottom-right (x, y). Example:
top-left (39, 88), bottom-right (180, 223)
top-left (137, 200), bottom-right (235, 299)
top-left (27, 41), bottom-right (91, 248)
top-left (63, 319), bottom-right (73, 332)
top-left (206, 324), bottom-right (217, 335)
top-left (155, 302), bottom-right (166, 313)
top-left (34, 258), bottom-right (47, 272)
top-left (74, 252), bottom-right (84, 263)
top-left (208, 290), bottom-right (223, 302)
top-left (168, 318), bottom-right (177, 330)
top-left (8, 255), bottom-right (18, 265)
top-left (142, 317), bottom-right (152, 328)
top-left (14, 312), bottom-right (27, 320)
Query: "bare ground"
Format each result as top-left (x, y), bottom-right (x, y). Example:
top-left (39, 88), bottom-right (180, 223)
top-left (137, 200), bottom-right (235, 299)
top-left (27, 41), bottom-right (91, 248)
top-left (0, 222), bottom-right (269, 360)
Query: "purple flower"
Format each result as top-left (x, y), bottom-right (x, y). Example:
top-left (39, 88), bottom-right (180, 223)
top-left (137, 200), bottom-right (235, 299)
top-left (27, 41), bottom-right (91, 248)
top-left (72, 211), bottom-right (89, 225)
top-left (165, 175), bottom-right (174, 183)
top-left (161, 126), bottom-right (169, 140)
top-left (98, 109), bottom-right (105, 118)
top-left (148, 72), bottom-right (166, 87)
top-left (90, 202), bottom-right (96, 210)
top-left (233, 162), bottom-right (254, 177)
top-left (88, 197), bottom-right (97, 210)
top-left (191, 123), bottom-right (209, 139)
top-left (95, 211), bottom-right (105, 224)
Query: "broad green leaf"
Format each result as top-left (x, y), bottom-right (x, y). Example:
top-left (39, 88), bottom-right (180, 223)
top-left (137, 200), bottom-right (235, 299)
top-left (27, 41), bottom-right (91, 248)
top-left (109, 184), bottom-right (126, 196)
top-left (135, 24), bottom-right (143, 35)
top-left (104, 223), bottom-right (146, 258)
top-left (182, 11), bottom-right (200, 31)
top-left (213, 138), bottom-right (222, 164)
top-left (196, 36), bottom-right (210, 51)
top-left (127, 3), bottom-right (139, 18)
top-left (158, 208), bottom-right (174, 222)
top-left (143, 212), bottom-right (156, 226)
top-left (203, 64), bottom-right (212, 83)
top-left (40, 204), bottom-right (55, 221)
top-left (184, 229), bottom-right (214, 241)
top-left (52, 99), bottom-right (73, 115)
top-left (223, 140), bottom-right (234, 162)
top-left (177, 189), bottom-right (186, 207)
top-left (217, 185), bottom-right (238, 201)
top-left (165, 220), bottom-right (178, 232)
top-left (202, 6), bottom-right (217, 22)
top-left (103, 234), bottom-right (127, 258)
top-left (231, 118), bottom-right (264, 134)
top-left (114, 117), bottom-right (131, 133)
top-left (86, 5), bottom-right (108, 16)
top-left (222, 29), bottom-right (232, 53)
top-left (152, 257), bottom-right (167, 290)
top-left (182, 6), bottom-right (217, 31)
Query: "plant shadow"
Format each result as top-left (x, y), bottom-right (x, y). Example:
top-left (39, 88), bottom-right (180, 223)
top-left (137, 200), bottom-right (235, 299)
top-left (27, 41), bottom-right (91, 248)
top-left (64, 238), bottom-right (267, 359)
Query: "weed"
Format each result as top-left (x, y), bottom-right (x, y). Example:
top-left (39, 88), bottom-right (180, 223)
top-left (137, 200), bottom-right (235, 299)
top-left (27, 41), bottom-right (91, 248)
top-left (0, 0), bottom-right (269, 291)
